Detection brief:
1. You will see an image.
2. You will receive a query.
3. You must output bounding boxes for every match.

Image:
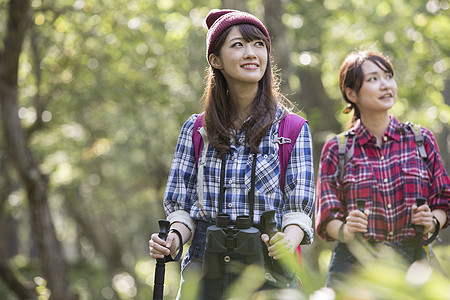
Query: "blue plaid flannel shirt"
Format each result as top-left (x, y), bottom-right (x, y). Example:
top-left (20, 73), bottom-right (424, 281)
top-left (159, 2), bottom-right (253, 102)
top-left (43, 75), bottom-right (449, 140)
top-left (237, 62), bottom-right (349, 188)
top-left (163, 107), bottom-right (315, 244)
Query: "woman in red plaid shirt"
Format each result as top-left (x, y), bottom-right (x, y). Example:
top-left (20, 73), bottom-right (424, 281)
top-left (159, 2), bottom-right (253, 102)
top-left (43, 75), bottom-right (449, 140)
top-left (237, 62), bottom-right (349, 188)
top-left (315, 51), bottom-right (450, 287)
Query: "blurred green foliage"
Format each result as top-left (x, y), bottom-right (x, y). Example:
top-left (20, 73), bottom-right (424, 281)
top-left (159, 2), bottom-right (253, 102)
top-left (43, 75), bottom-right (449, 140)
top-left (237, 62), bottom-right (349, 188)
top-left (0, 0), bottom-right (449, 299)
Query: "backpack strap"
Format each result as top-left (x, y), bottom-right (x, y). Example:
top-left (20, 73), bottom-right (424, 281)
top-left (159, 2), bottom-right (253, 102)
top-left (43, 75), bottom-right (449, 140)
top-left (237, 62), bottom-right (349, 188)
top-left (195, 112), bottom-right (307, 194)
top-left (334, 121), bottom-right (426, 182)
top-left (193, 112), bottom-right (306, 261)
top-left (197, 126), bottom-right (209, 209)
top-left (192, 113), bottom-right (258, 221)
top-left (405, 121), bottom-right (427, 159)
top-left (192, 113), bottom-right (208, 208)
top-left (335, 131), bottom-right (356, 181)
top-left (274, 112), bottom-right (306, 263)
top-left (275, 113), bottom-right (307, 194)
top-left (193, 113), bottom-right (205, 166)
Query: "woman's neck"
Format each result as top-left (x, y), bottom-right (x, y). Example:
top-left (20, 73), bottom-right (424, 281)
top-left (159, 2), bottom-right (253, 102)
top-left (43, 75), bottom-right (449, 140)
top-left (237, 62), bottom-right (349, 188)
top-left (228, 83), bottom-right (258, 129)
top-left (360, 112), bottom-right (391, 147)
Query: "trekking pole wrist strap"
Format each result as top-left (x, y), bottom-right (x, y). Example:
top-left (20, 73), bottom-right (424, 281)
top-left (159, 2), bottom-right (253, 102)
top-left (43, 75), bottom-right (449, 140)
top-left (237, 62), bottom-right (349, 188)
top-left (423, 216), bottom-right (440, 246)
top-left (338, 221), bottom-right (346, 243)
top-left (165, 228), bottom-right (183, 262)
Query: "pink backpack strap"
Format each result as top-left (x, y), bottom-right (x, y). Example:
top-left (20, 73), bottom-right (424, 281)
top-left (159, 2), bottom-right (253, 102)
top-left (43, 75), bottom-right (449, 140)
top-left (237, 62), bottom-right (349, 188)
top-left (277, 113), bottom-right (307, 193)
top-left (194, 112), bottom-right (307, 189)
top-left (278, 113), bottom-right (307, 267)
top-left (193, 112), bottom-right (205, 166)
top-left (192, 111), bottom-right (306, 264)
top-left (295, 245), bottom-right (302, 266)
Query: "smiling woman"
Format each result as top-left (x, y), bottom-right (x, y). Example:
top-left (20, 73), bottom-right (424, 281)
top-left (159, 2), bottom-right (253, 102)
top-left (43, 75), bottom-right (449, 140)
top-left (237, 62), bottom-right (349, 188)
top-left (315, 51), bottom-right (450, 288)
top-left (148, 8), bottom-right (315, 300)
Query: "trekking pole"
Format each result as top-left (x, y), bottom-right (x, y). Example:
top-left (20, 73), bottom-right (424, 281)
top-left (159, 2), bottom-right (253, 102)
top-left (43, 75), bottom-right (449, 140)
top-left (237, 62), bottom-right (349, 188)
top-left (355, 199), bottom-right (366, 241)
top-left (413, 198), bottom-right (426, 261)
top-left (345, 199), bottom-right (378, 263)
top-left (355, 199), bottom-right (376, 253)
top-left (356, 199), bottom-right (366, 214)
top-left (153, 220), bottom-right (170, 300)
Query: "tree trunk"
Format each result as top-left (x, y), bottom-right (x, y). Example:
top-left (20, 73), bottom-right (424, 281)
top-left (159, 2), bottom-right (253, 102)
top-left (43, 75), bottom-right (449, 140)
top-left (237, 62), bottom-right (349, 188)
top-left (221, 0), bottom-right (247, 11)
top-left (64, 188), bottom-right (126, 274)
top-left (0, 156), bottom-right (38, 299)
top-left (0, 261), bottom-right (38, 299)
top-left (262, 0), bottom-right (291, 94)
top-left (0, 1), bottom-right (75, 298)
top-left (436, 79), bottom-right (450, 245)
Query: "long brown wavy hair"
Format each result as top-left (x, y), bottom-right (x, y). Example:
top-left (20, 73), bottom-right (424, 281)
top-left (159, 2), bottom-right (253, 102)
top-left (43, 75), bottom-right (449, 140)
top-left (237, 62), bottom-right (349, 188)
top-left (203, 23), bottom-right (288, 157)
top-left (339, 51), bottom-right (394, 128)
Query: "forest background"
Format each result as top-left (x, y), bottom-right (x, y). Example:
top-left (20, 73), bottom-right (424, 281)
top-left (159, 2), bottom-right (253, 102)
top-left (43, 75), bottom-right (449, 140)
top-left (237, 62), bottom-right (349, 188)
top-left (0, 0), bottom-right (449, 299)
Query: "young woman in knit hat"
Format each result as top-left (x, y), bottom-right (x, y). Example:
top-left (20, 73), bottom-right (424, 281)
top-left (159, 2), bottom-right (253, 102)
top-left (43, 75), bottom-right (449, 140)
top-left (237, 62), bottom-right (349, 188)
top-left (149, 9), bottom-right (314, 298)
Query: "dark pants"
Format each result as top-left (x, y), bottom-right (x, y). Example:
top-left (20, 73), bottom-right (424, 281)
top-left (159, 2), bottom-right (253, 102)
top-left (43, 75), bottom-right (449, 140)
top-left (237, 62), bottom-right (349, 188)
top-left (326, 240), bottom-right (422, 288)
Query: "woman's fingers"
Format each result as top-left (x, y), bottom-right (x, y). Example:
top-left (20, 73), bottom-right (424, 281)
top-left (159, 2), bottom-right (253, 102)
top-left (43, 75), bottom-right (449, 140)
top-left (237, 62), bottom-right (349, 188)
top-left (265, 232), bottom-right (294, 259)
top-left (149, 233), bottom-right (171, 258)
top-left (346, 210), bottom-right (368, 233)
top-left (411, 204), bottom-right (434, 233)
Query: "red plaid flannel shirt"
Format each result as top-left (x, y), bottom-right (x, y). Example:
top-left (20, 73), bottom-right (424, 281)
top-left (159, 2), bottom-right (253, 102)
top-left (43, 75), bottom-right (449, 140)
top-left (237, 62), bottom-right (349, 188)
top-left (315, 116), bottom-right (450, 242)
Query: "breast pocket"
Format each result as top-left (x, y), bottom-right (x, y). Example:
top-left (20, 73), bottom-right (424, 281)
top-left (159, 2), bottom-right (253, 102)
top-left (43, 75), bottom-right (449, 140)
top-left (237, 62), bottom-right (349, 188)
top-left (341, 159), bottom-right (374, 209)
top-left (245, 153), bottom-right (279, 196)
top-left (401, 158), bottom-right (430, 206)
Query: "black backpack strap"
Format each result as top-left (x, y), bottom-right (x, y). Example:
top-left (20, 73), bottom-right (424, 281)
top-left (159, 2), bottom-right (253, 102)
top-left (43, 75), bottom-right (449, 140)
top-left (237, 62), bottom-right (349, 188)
top-left (405, 121), bottom-right (427, 159)
top-left (248, 154), bottom-right (257, 224)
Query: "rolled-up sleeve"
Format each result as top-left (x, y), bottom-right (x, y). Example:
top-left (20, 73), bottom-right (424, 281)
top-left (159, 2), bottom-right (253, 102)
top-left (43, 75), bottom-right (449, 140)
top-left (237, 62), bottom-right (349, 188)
top-left (163, 114), bottom-right (198, 233)
top-left (314, 138), bottom-right (346, 241)
top-left (423, 128), bottom-right (450, 228)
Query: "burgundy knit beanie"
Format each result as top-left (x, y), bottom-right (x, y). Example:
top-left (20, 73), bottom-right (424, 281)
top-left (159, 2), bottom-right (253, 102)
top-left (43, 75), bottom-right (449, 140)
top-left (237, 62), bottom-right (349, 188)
top-left (205, 9), bottom-right (271, 64)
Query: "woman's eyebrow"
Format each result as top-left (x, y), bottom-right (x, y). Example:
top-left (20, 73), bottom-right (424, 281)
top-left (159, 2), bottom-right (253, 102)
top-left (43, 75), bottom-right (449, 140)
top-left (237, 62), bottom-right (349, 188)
top-left (227, 36), bottom-right (244, 43)
top-left (364, 71), bottom-right (379, 77)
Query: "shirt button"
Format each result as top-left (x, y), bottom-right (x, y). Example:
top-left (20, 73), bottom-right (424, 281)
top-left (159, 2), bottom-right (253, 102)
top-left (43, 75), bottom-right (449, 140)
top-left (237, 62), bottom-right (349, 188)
top-left (389, 231), bottom-right (394, 236)
top-left (384, 178), bottom-right (388, 183)
top-left (380, 156), bottom-right (385, 160)
top-left (228, 203), bottom-right (232, 208)
top-left (263, 154), bottom-right (268, 159)
top-left (239, 138), bottom-right (244, 143)
top-left (228, 179), bottom-right (233, 184)
top-left (387, 204), bottom-right (392, 209)
top-left (383, 136), bottom-right (388, 142)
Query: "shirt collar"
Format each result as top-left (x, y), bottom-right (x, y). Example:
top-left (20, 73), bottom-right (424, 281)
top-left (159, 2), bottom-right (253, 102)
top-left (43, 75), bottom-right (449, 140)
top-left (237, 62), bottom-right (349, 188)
top-left (387, 116), bottom-right (402, 142)
top-left (240, 106), bottom-right (283, 128)
top-left (351, 115), bottom-right (401, 146)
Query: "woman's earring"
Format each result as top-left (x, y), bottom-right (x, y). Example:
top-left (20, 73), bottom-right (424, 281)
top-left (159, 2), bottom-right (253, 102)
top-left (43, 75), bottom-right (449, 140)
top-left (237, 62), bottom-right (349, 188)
top-left (343, 104), bottom-right (353, 114)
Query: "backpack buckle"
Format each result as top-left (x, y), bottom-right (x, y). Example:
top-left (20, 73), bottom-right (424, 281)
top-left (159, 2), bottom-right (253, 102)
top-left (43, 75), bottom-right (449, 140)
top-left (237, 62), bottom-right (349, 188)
top-left (274, 136), bottom-right (292, 145)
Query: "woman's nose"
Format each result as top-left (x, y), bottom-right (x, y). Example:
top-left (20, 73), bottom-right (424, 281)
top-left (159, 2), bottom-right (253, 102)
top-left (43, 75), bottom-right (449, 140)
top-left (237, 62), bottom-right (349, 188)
top-left (380, 77), bottom-right (392, 89)
top-left (243, 45), bottom-right (256, 58)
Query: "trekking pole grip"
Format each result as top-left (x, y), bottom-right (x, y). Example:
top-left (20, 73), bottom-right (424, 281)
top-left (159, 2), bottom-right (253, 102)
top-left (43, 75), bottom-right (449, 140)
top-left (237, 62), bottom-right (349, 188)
top-left (158, 220), bottom-right (170, 241)
top-left (415, 198), bottom-right (426, 235)
top-left (153, 220), bottom-right (170, 300)
top-left (261, 210), bottom-right (278, 239)
top-left (413, 198), bottom-right (426, 261)
top-left (355, 199), bottom-right (366, 239)
top-left (356, 199), bottom-right (366, 213)
top-left (261, 210), bottom-right (294, 285)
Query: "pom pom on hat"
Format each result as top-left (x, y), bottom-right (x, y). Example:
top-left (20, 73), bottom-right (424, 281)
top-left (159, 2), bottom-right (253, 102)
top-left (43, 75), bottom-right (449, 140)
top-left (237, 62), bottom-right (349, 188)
top-left (205, 9), bottom-right (236, 28)
top-left (205, 9), bottom-right (270, 64)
